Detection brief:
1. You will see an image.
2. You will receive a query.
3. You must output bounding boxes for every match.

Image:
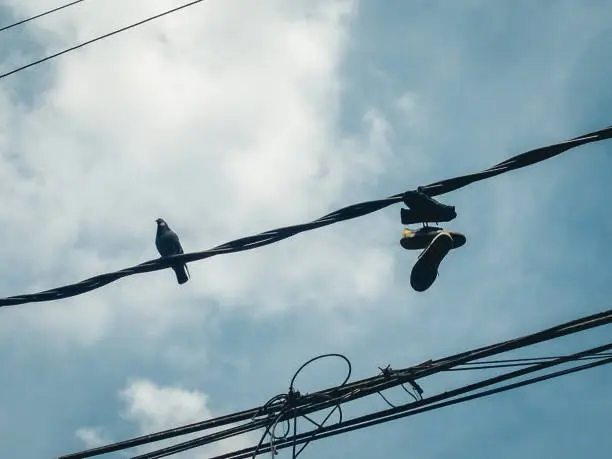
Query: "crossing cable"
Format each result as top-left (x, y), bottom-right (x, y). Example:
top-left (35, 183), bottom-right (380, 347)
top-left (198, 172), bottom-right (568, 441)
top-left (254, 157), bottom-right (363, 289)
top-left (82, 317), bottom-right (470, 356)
top-left (109, 346), bottom-right (612, 458)
top-left (0, 1), bottom-right (89, 33)
top-left (0, 0), bottom-right (208, 80)
top-left (446, 353), bottom-right (612, 371)
top-left (134, 311), bottom-right (612, 459)
top-left (2, 125), bottom-right (611, 308)
top-left (59, 307), bottom-right (612, 459)
top-left (98, 350), bottom-right (612, 459)
top-left (211, 349), bottom-right (612, 459)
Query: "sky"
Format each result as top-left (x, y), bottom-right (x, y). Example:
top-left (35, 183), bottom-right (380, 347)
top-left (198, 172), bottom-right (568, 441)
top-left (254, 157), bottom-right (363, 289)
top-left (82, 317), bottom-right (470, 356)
top-left (0, 0), bottom-right (611, 458)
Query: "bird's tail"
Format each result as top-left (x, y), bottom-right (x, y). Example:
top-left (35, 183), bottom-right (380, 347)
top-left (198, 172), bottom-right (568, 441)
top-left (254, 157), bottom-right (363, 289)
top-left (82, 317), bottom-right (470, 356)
top-left (172, 264), bottom-right (189, 285)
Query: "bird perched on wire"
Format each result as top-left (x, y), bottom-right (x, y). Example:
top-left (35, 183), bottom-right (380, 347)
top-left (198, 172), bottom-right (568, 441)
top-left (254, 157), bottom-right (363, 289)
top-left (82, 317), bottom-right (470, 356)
top-left (155, 218), bottom-right (189, 285)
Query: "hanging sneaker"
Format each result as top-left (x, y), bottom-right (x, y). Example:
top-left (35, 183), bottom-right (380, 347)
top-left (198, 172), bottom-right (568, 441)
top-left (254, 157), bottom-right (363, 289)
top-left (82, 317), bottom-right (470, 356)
top-left (400, 189), bottom-right (457, 225)
top-left (400, 226), bottom-right (466, 251)
top-left (409, 230), bottom-right (464, 292)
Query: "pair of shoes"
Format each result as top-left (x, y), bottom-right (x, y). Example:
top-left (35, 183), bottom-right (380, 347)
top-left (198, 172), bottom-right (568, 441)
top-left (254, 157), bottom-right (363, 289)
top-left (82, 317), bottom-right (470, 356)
top-left (403, 228), bottom-right (466, 292)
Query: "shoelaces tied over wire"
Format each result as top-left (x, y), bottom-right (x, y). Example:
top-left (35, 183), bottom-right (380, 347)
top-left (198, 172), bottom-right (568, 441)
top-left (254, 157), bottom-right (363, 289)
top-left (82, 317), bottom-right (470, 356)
top-left (59, 307), bottom-right (612, 459)
top-left (0, 125), bottom-right (611, 308)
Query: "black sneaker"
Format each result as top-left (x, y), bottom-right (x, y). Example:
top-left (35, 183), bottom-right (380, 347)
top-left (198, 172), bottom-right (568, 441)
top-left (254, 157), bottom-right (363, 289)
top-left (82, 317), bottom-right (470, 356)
top-left (400, 190), bottom-right (457, 224)
top-left (400, 226), bottom-right (466, 251)
top-left (410, 231), bottom-right (454, 292)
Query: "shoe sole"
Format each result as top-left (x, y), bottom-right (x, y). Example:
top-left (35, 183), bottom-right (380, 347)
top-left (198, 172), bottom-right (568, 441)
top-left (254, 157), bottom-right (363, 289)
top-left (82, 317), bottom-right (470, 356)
top-left (401, 230), bottom-right (466, 250)
top-left (410, 232), bottom-right (454, 292)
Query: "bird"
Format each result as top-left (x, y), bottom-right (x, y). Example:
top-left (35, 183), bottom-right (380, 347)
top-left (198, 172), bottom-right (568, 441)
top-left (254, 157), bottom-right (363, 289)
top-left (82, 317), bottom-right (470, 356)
top-left (155, 218), bottom-right (189, 285)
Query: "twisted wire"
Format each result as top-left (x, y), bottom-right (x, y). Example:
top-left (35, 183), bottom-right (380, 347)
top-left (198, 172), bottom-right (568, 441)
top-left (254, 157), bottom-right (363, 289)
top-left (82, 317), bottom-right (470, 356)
top-left (3, 125), bottom-right (611, 308)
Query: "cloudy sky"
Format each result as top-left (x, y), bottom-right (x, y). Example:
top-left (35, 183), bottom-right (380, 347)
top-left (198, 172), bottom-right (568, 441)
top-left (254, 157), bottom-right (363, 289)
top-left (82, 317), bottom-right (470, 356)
top-left (0, 0), bottom-right (611, 458)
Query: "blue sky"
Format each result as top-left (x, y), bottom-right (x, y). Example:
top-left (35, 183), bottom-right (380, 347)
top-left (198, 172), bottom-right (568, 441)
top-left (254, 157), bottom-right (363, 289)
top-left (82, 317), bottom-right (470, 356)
top-left (0, 1), bottom-right (611, 458)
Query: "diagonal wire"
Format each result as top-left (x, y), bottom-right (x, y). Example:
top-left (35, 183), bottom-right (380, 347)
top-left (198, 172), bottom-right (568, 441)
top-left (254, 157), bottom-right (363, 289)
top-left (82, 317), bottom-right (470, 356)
top-left (0, 1), bottom-right (89, 33)
top-left (230, 355), bottom-right (612, 459)
top-left (420, 127), bottom-right (612, 196)
top-left (0, 0), bottom-right (208, 80)
top-left (448, 353), bottom-right (612, 370)
top-left (127, 347), bottom-right (612, 459)
top-left (1, 125), bottom-right (611, 308)
top-left (59, 308), bottom-right (612, 459)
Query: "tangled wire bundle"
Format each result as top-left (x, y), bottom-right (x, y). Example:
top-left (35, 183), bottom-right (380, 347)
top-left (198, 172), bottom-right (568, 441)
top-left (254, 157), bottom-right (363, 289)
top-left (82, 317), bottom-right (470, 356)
top-left (60, 307), bottom-right (612, 459)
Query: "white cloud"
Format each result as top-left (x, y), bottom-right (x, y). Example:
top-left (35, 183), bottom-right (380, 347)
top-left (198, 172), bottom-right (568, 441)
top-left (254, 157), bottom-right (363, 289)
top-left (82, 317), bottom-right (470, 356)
top-left (110, 379), bottom-right (251, 459)
top-left (121, 379), bottom-right (213, 433)
top-left (75, 427), bottom-right (109, 449)
top-left (2, 2), bottom-right (612, 458)
top-left (0, 0), bottom-right (403, 347)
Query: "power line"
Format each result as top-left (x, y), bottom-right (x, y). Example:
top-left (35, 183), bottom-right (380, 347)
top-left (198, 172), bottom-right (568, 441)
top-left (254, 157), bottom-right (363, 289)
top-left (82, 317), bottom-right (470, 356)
top-left (0, 0), bottom-right (208, 80)
top-left (0, 0), bottom-right (89, 33)
top-left (448, 353), bottom-right (612, 370)
top-left (59, 307), bottom-right (612, 459)
top-left (132, 345), bottom-right (612, 459)
top-left (226, 354), bottom-right (611, 459)
top-left (1, 125), bottom-right (611, 308)
top-left (456, 354), bottom-right (612, 364)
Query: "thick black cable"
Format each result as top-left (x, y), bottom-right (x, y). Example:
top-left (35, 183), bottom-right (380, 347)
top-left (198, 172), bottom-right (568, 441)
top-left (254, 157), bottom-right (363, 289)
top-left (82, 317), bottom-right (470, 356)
top-left (203, 348), bottom-right (612, 459)
top-left (0, 0), bottom-right (208, 80)
top-left (62, 309), bottom-right (612, 458)
top-left (247, 356), bottom-right (612, 459)
top-left (59, 409), bottom-right (270, 459)
top-left (142, 346), bottom-right (612, 459)
top-left (116, 355), bottom-right (350, 459)
top-left (0, 1), bottom-right (89, 32)
top-left (406, 309), bottom-right (612, 380)
top-left (60, 308), bottom-right (612, 459)
top-left (160, 355), bottom-right (612, 459)
top-left (128, 394), bottom-right (344, 459)
top-left (419, 126), bottom-right (612, 197)
top-left (129, 420), bottom-right (269, 459)
top-left (167, 306), bottom-right (612, 451)
top-left (59, 354), bottom-right (350, 459)
top-left (2, 126), bottom-right (612, 308)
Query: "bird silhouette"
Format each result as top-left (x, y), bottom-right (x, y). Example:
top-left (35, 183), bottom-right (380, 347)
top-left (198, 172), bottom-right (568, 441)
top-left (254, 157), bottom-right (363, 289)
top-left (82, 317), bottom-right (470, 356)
top-left (155, 218), bottom-right (189, 285)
